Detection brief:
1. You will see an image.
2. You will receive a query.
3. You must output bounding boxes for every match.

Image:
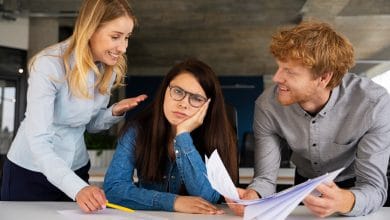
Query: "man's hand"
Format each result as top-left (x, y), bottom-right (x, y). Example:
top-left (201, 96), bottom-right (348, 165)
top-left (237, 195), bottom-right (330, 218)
top-left (225, 188), bottom-right (260, 216)
top-left (112, 94), bottom-right (148, 116)
top-left (75, 185), bottom-right (107, 213)
top-left (173, 195), bottom-right (224, 214)
top-left (303, 182), bottom-right (355, 217)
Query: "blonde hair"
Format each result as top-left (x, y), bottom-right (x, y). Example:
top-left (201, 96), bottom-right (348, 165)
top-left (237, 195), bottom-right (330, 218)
top-left (32, 0), bottom-right (136, 98)
top-left (270, 21), bottom-right (355, 88)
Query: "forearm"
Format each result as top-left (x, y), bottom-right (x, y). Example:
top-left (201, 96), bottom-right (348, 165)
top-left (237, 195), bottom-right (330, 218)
top-left (104, 182), bottom-right (176, 211)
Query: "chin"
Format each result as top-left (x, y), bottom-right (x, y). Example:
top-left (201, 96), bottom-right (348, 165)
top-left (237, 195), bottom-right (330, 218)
top-left (277, 97), bottom-right (294, 106)
top-left (104, 61), bottom-right (117, 66)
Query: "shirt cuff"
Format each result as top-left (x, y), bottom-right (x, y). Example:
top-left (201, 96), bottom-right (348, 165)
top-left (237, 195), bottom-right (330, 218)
top-left (174, 132), bottom-right (195, 154)
top-left (152, 191), bottom-right (176, 211)
top-left (61, 172), bottom-right (89, 200)
top-left (247, 180), bottom-right (275, 198)
top-left (342, 189), bottom-right (362, 216)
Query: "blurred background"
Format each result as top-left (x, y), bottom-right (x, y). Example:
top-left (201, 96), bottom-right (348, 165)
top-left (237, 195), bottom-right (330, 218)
top-left (1, 0), bottom-right (389, 177)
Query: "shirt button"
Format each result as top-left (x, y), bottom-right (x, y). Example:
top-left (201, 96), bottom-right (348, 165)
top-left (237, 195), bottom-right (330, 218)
top-left (312, 143), bottom-right (317, 147)
top-left (175, 150), bottom-right (179, 154)
top-left (312, 120), bottom-right (316, 124)
top-left (313, 162), bottom-right (318, 165)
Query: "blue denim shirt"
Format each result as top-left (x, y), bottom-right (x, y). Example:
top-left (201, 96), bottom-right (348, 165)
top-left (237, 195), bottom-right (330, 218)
top-left (103, 128), bottom-right (220, 211)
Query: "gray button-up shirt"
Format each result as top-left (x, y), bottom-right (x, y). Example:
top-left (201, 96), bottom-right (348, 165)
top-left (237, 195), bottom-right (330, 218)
top-left (249, 73), bottom-right (390, 216)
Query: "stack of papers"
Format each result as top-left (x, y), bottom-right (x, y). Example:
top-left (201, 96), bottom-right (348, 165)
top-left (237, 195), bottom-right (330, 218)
top-left (205, 150), bottom-right (344, 220)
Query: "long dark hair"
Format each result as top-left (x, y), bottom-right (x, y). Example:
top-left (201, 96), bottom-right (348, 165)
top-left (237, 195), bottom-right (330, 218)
top-left (122, 59), bottom-right (238, 184)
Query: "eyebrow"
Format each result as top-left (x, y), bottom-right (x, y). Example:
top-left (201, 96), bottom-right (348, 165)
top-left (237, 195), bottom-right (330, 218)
top-left (111, 31), bottom-right (132, 37)
top-left (171, 85), bottom-right (206, 97)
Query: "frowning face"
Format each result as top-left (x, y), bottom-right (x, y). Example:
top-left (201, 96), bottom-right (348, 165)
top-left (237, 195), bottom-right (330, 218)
top-left (163, 72), bottom-right (207, 126)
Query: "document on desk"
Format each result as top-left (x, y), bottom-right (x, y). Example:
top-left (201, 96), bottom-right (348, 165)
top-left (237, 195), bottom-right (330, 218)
top-left (205, 150), bottom-right (344, 220)
top-left (58, 209), bottom-right (167, 220)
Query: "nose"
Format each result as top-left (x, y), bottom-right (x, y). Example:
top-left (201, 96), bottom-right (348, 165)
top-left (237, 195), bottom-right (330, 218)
top-left (272, 67), bottom-right (284, 84)
top-left (177, 94), bottom-right (190, 109)
top-left (117, 40), bottom-right (128, 53)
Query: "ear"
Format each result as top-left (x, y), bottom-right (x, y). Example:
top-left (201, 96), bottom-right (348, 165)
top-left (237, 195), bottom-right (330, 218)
top-left (318, 72), bottom-right (333, 88)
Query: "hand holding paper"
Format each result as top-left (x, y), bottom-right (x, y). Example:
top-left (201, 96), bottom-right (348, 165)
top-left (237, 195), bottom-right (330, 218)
top-left (205, 150), bottom-right (344, 220)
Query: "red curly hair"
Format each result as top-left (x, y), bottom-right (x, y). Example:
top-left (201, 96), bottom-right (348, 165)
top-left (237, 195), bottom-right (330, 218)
top-left (270, 21), bottom-right (355, 88)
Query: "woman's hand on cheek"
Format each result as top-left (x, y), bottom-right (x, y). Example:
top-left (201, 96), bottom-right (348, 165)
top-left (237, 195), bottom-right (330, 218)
top-left (176, 99), bottom-right (210, 136)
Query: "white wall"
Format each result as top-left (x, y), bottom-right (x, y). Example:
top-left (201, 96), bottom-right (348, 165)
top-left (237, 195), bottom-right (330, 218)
top-left (0, 17), bottom-right (29, 50)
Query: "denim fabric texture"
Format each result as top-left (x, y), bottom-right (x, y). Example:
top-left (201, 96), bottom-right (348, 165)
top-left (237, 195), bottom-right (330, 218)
top-left (104, 128), bottom-right (220, 211)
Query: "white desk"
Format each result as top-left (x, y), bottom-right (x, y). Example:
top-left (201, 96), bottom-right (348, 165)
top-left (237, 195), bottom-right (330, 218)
top-left (0, 202), bottom-right (388, 220)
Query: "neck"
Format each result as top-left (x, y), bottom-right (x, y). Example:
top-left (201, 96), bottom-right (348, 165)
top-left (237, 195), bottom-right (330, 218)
top-left (300, 89), bottom-right (332, 115)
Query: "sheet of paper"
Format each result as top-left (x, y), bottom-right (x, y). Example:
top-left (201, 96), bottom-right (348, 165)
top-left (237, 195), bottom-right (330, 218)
top-left (243, 168), bottom-right (342, 220)
top-left (206, 150), bottom-right (240, 200)
top-left (58, 208), bottom-right (167, 220)
top-left (206, 150), bottom-right (344, 220)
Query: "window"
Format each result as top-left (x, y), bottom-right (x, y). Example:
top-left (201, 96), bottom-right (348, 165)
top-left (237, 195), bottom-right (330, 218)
top-left (372, 70), bottom-right (390, 93)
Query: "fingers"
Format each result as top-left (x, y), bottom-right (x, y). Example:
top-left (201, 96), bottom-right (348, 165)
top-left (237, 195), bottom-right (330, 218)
top-left (93, 189), bottom-right (107, 208)
top-left (303, 189), bottom-right (335, 218)
top-left (174, 196), bottom-right (223, 214)
top-left (112, 94), bottom-right (148, 116)
top-left (315, 182), bottom-right (336, 197)
top-left (194, 198), bottom-right (221, 214)
top-left (243, 189), bottom-right (260, 200)
top-left (236, 188), bottom-right (246, 198)
top-left (192, 99), bottom-right (210, 125)
top-left (175, 99), bottom-right (211, 134)
top-left (76, 186), bottom-right (107, 213)
top-left (225, 197), bottom-right (245, 216)
top-left (134, 94), bottom-right (148, 101)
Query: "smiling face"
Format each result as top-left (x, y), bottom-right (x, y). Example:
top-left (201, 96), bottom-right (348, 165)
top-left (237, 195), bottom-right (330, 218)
top-left (272, 59), bottom-right (328, 110)
top-left (89, 15), bottom-right (134, 66)
top-left (163, 72), bottom-right (207, 127)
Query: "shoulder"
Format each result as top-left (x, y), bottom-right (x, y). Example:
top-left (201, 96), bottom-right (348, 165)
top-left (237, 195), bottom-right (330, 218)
top-left (29, 42), bottom-right (69, 78)
top-left (341, 73), bottom-right (389, 104)
top-left (119, 126), bottom-right (138, 143)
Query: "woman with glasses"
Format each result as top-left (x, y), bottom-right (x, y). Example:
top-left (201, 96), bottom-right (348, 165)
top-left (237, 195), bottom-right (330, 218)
top-left (104, 59), bottom-right (238, 214)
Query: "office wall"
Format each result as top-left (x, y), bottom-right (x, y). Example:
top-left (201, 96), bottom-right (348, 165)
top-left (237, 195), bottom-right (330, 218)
top-left (0, 17), bottom-right (29, 50)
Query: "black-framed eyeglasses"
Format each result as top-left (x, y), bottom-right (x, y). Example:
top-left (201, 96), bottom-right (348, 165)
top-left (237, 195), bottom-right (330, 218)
top-left (168, 85), bottom-right (208, 108)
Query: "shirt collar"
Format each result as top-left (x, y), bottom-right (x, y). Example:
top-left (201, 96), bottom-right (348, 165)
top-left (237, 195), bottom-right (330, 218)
top-left (318, 84), bottom-right (340, 117)
top-left (290, 84), bottom-right (341, 118)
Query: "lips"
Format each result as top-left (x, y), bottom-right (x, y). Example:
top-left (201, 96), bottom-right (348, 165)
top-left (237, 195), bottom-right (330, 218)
top-left (108, 51), bottom-right (120, 59)
top-left (172, 111), bottom-right (187, 118)
top-left (278, 85), bottom-right (289, 92)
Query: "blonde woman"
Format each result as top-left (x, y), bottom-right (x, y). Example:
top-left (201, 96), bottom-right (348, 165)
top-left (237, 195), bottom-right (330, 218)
top-left (1, 0), bottom-right (146, 213)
